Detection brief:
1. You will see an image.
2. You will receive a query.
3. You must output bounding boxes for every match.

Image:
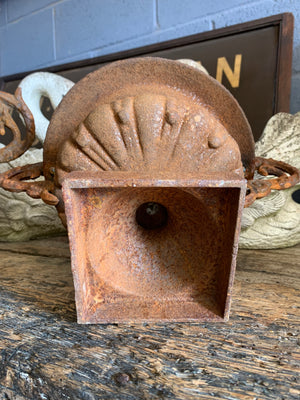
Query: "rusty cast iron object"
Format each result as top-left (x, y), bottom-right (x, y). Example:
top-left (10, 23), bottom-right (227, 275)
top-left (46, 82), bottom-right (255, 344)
top-left (0, 88), bottom-right (35, 162)
top-left (0, 162), bottom-right (58, 205)
top-left (244, 157), bottom-right (300, 207)
top-left (0, 57), bottom-right (299, 323)
top-left (63, 171), bottom-right (246, 323)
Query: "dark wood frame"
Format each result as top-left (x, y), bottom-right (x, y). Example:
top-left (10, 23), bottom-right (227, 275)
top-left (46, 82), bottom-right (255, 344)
top-left (0, 13), bottom-right (294, 126)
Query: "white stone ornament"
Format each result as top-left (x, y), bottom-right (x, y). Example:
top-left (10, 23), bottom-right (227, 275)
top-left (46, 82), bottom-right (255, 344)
top-left (0, 72), bottom-right (74, 241)
top-left (240, 112), bottom-right (300, 249)
top-left (19, 72), bottom-right (74, 143)
top-left (178, 59), bottom-right (209, 75)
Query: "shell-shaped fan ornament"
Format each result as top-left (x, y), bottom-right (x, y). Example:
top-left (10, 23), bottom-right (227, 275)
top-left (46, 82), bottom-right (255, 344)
top-left (240, 112), bottom-right (300, 249)
top-left (56, 92), bottom-right (243, 187)
top-left (0, 57), bottom-right (298, 233)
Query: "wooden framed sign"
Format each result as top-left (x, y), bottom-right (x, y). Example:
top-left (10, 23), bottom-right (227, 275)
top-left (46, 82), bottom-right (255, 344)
top-left (0, 13), bottom-right (294, 142)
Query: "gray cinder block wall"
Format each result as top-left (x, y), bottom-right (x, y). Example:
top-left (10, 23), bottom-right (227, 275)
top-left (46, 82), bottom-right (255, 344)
top-left (0, 0), bottom-right (300, 113)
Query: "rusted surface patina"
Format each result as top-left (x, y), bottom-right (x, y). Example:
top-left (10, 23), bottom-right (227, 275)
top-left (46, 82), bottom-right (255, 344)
top-left (0, 162), bottom-right (58, 205)
top-left (43, 57), bottom-right (255, 181)
top-left (245, 157), bottom-right (300, 207)
top-left (63, 171), bottom-right (246, 323)
top-left (0, 87), bottom-right (35, 162)
top-left (0, 57), bottom-right (299, 323)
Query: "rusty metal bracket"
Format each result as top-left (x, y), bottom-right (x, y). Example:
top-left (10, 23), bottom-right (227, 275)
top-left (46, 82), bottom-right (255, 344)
top-left (0, 88), bottom-right (35, 162)
top-left (0, 162), bottom-right (58, 205)
top-left (2, 156), bottom-right (298, 211)
top-left (244, 157), bottom-right (300, 207)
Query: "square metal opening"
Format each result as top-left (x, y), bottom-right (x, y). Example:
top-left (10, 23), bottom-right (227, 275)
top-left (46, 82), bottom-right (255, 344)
top-left (63, 171), bottom-right (246, 323)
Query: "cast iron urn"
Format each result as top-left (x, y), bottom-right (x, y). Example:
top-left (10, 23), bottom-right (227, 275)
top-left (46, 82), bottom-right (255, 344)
top-left (0, 58), bottom-right (298, 323)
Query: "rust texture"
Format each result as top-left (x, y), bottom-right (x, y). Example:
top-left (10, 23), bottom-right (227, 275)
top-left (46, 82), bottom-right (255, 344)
top-left (0, 87), bottom-right (35, 162)
top-left (0, 57), bottom-right (299, 323)
top-left (63, 171), bottom-right (246, 323)
top-left (0, 162), bottom-right (58, 206)
top-left (244, 157), bottom-right (300, 207)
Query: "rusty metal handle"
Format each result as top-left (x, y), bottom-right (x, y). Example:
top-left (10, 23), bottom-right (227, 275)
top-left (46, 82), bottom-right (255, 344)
top-left (0, 162), bottom-right (59, 205)
top-left (0, 88), bottom-right (35, 162)
top-left (244, 157), bottom-right (300, 207)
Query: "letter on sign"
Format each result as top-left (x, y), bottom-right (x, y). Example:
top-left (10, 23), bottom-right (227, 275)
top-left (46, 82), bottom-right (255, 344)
top-left (216, 54), bottom-right (242, 88)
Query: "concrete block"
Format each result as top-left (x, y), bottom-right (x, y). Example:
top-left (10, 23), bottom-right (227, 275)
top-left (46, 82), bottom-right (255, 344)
top-left (0, 29), bottom-right (2, 76)
top-left (100, 18), bottom-right (210, 53)
top-left (54, 0), bottom-right (154, 59)
top-left (0, 0), bottom-right (7, 26)
top-left (290, 74), bottom-right (300, 114)
top-left (157, 0), bottom-right (256, 29)
top-left (7, 0), bottom-right (55, 22)
top-left (292, 44), bottom-right (300, 73)
top-left (51, 13), bottom-right (210, 68)
top-left (1, 9), bottom-right (54, 75)
top-left (209, 0), bottom-right (286, 29)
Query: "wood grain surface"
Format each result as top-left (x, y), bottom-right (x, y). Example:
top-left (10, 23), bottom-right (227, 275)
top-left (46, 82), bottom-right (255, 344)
top-left (0, 236), bottom-right (299, 399)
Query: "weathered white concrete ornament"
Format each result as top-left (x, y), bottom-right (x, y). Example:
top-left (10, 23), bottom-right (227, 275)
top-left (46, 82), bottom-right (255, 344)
top-left (240, 112), bottom-right (300, 249)
top-left (19, 72), bottom-right (74, 143)
top-left (178, 59), bottom-right (209, 75)
top-left (0, 72), bottom-right (73, 241)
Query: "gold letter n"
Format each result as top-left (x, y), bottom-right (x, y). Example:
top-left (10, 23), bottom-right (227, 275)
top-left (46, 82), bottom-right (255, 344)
top-left (216, 54), bottom-right (242, 88)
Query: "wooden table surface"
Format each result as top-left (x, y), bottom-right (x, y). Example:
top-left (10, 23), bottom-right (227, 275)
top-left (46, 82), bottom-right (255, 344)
top-left (0, 236), bottom-right (299, 400)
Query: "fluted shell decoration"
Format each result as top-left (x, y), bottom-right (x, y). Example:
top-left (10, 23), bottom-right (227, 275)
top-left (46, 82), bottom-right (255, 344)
top-left (56, 92), bottom-right (243, 187)
top-left (240, 111), bottom-right (300, 249)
